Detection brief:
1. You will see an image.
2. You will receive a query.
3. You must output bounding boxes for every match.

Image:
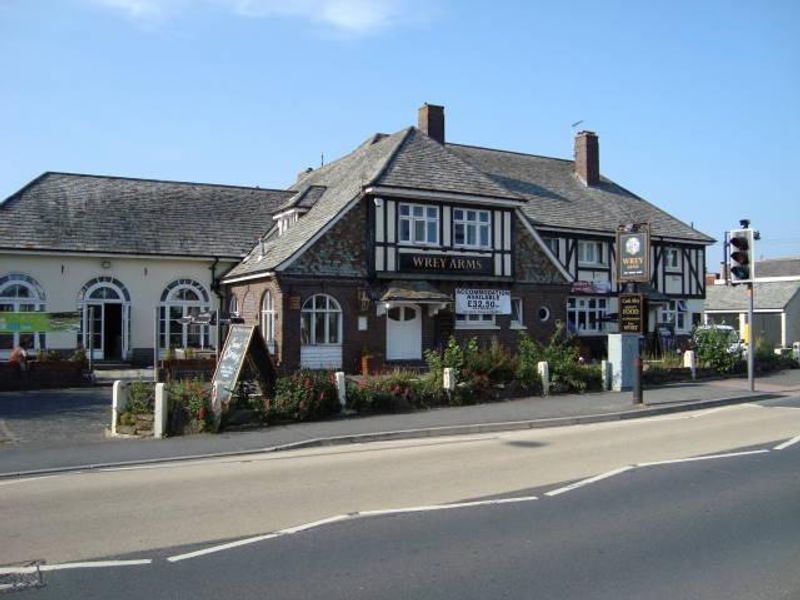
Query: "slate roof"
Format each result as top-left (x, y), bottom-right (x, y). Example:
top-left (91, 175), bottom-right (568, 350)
top-left (446, 143), bottom-right (714, 243)
top-left (0, 173), bottom-right (293, 258)
top-left (705, 282), bottom-right (800, 311)
top-left (225, 129), bottom-right (411, 279)
top-left (755, 257), bottom-right (800, 278)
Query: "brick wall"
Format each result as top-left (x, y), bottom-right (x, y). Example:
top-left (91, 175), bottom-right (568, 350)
top-left (515, 218), bottom-right (567, 284)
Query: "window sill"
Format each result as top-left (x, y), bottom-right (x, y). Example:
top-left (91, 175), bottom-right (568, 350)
top-left (454, 324), bottom-right (500, 330)
top-left (510, 323), bottom-right (526, 330)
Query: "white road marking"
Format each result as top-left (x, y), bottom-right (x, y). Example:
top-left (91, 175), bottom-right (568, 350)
top-left (544, 466), bottom-right (634, 497)
top-left (637, 449), bottom-right (770, 467)
top-left (0, 475), bottom-right (60, 487)
top-left (0, 559), bottom-right (152, 575)
top-left (277, 515), bottom-right (351, 535)
top-left (359, 495), bottom-right (539, 516)
top-left (774, 434), bottom-right (800, 451)
top-left (167, 533), bottom-right (282, 563)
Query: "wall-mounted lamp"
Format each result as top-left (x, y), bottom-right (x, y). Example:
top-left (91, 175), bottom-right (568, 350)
top-left (358, 288), bottom-right (371, 312)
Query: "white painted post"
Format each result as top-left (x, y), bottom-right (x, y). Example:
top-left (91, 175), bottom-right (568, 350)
top-left (154, 383), bottom-right (167, 439)
top-left (683, 350), bottom-right (697, 380)
top-left (601, 360), bottom-right (611, 391)
top-left (443, 367), bottom-right (456, 392)
top-left (335, 371), bottom-right (347, 410)
top-left (537, 361), bottom-right (550, 396)
top-left (111, 380), bottom-right (129, 436)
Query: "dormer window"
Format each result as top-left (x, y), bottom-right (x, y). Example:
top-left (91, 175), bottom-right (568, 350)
top-left (399, 203), bottom-right (439, 246)
top-left (274, 209), bottom-right (301, 236)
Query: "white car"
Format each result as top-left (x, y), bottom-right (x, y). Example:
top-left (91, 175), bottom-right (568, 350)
top-left (692, 325), bottom-right (746, 356)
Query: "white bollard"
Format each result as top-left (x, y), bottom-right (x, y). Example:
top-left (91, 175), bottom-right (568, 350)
top-left (335, 371), bottom-right (347, 409)
top-left (111, 380), bottom-right (129, 436)
top-left (537, 361), bottom-right (550, 396)
top-left (154, 382), bottom-right (167, 439)
top-left (601, 360), bottom-right (612, 391)
top-left (443, 367), bottom-right (456, 392)
top-left (683, 350), bottom-right (697, 380)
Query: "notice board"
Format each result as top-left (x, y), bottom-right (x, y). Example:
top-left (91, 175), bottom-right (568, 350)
top-left (211, 325), bottom-right (276, 412)
top-left (619, 294), bottom-right (644, 334)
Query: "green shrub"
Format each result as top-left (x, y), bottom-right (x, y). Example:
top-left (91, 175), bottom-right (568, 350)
top-left (692, 326), bottom-right (742, 373)
top-left (517, 324), bottom-right (590, 393)
top-left (166, 379), bottom-right (214, 433)
top-left (128, 381), bottom-right (155, 414)
top-left (347, 370), bottom-right (442, 414)
top-left (270, 370), bottom-right (340, 422)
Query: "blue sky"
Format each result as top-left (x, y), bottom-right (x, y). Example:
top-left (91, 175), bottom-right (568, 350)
top-left (1, 0), bottom-right (798, 267)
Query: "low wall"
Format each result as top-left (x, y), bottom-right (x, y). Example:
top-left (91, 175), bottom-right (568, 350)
top-left (0, 362), bottom-right (87, 391)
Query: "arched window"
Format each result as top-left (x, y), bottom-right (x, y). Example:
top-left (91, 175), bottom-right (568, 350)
top-left (0, 273), bottom-right (46, 354)
top-left (301, 294), bottom-right (341, 345)
top-left (228, 294), bottom-right (239, 317)
top-left (159, 279), bottom-right (211, 350)
top-left (261, 291), bottom-right (275, 344)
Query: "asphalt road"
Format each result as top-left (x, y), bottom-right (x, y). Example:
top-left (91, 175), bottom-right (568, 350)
top-left (11, 433), bottom-right (800, 599)
top-left (3, 396), bottom-right (800, 598)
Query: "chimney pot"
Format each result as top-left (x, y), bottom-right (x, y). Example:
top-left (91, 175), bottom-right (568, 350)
top-left (574, 130), bottom-right (600, 186)
top-left (418, 103), bottom-right (445, 144)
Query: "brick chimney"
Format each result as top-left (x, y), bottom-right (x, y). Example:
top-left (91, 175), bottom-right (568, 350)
top-left (418, 103), bottom-right (445, 144)
top-left (574, 130), bottom-right (600, 186)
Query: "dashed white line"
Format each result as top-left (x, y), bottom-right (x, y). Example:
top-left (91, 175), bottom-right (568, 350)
top-left (360, 495), bottom-right (539, 517)
top-left (544, 466), bottom-right (634, 497)
top-left (637, 449), bottom-right (770, 467)
top-left (167, 533), bottom-right (282, 563)
top-left (0, 559), bottom-right (152, 575)
top-left (774, 434), bottom-right (800, 451)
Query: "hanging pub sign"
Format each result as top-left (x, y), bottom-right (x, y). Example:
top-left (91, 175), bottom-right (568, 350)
top-left (616, 226), bottom-right (651, 283)
top-left (455, 288), bottom-right (511, 315)
top-left (619, 294), bottom-right (644, 334)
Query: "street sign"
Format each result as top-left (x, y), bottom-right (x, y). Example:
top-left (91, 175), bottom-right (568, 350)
top-left (619, 294), bottom-right (644, 333)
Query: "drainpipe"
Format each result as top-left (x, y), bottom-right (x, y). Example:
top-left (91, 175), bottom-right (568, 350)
top-left (210, 257), bottom-right (223, 363)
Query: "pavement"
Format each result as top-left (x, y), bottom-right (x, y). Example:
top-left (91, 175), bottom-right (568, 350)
top-left (1, 369), bottom-right (799, 478)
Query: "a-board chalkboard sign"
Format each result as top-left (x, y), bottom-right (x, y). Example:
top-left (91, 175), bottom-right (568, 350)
top-left (211, 325), bottom-right (276, 412)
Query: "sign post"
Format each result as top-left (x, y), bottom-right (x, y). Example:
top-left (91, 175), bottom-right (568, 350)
top-left (616, 224), bottom-right (651, 404)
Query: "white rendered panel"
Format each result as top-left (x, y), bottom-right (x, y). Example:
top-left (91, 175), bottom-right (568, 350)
top-left (387, 200), bottom-right (396, 243)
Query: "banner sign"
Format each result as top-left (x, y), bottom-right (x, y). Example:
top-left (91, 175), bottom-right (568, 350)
top-left (0, 312), bottom-right (80, 333)
top-left (617, 229), bottom-right (650, 282)
top-left (455, 288), bottom-right (511, 315)
top-left (619, 294), bottom-right (644, 334)
top-left (399, 253), bottom-right (493, 276)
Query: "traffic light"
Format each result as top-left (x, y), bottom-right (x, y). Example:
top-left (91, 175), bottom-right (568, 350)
top-left (728, 228), bottom-right (754, 284)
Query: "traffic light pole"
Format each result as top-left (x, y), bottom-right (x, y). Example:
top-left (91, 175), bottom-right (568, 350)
top-left (747, 283), bottom-right (755, 392)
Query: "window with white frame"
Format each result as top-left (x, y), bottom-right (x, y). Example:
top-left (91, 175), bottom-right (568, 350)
top-left (159, 279), bottom-right (211, 349)
top-left (664, 247), bottom-right (680, 270)
top-left (399, 203), bottom-right (439, 245)
top-left (578, 240), bottom-right (606, 266)
top-left (510, 298), bottom-right (524, 327)
top-left (659, 300), bottom-right (688, 331)
top-left (455, 313), bottom-right (496, 328)
top-left (0, 273), bottom-right (46, 354)
top-left (261, 291), bottom-right (275, 343)
top-left (301, 294), bottom-right (341, 345)
top-left (453, 208), bottom-right (491, 249)
top-left (567, 297), bottom-right (608, 334)
top-left (228, 294), bottom-right (238, 317)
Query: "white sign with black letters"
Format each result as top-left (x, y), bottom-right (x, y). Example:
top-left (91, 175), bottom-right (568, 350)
top-left (455, 288), bottom-right (511, 315)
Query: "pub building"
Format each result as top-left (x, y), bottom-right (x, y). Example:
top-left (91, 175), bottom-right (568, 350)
top-left (222, 104), bottom-right (713, 372)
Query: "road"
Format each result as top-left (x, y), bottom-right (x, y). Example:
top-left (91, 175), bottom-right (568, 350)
top-left (2, 395), bottom-right (800, 597)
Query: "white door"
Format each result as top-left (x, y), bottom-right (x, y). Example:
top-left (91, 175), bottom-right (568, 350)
top-left (386, 305), bottom-right (422, 360)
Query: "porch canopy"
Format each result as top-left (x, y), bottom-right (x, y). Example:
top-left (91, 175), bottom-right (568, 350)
top-left (378, 281), bottom-right (452, 316)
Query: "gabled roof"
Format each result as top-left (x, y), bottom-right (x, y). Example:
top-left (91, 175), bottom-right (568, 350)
top-left (0, 172), bottom-right (293, 258)
top-left (755, 257), bottom-right (800, 278)
top-left (705, 281), bottom-right (800, 311)
top-left (447, 143), bottom-right (714, 243)
top-left (225, 128), bottom-right (411, 279)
